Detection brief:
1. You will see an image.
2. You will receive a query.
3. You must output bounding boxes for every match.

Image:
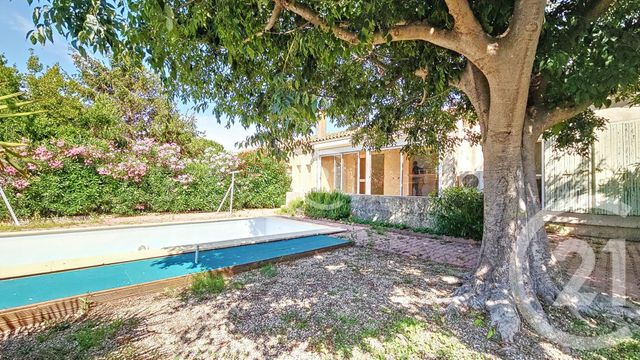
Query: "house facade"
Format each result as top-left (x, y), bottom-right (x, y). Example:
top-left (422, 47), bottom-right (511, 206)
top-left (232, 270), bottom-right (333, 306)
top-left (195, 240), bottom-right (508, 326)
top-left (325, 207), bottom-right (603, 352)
top-left (286, 105), bottom-right (640, 236)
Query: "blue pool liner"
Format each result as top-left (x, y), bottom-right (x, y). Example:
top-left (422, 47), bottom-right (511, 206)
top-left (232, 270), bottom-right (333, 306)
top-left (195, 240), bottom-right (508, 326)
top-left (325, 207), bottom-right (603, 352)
top-left (0, 235), bottom-right (348, 310)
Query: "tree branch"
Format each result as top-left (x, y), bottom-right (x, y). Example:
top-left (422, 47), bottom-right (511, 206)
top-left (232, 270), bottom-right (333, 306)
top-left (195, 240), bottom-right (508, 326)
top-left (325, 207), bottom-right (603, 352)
top-left (444, 0), bottom-right (484, 34)
top-left (279, 0), bottom-right (487, 63)
top-left (506, 0), bottom-right (547, 43)
top-left (582, 0), bottom-right (615, 23)
top-left (451, 62), bottom-right (490, 136)
top-left (530, 102), bottom-right (591, 138)
top-left (264, 3), bottom-right (284, 32)
top-left (280, 0), bottom-right (360, 44)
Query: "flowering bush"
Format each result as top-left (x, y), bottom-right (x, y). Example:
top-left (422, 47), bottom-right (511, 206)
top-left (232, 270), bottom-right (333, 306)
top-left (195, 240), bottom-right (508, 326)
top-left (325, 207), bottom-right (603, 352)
top-left (0, 139), bottom-right (289, 219)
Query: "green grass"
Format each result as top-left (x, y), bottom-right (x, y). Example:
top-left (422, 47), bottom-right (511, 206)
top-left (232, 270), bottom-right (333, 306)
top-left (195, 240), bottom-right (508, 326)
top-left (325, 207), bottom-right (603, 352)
top-left (310, 312), bottom-right (490, 359)
top-left (581, 336), bottom-right (640, 360)
top-left (260, 264), bottom-right (278, 278)
top-left (73, 319), bottom-right (128, 352)
top-left (21, 318), bottom-right (138, 359)
top-left (573, 321), bottom-right (640, 360)
top-left (189, 271), bottom-right (226, 298)
top-left (280, 309), bottom-right (310, 330)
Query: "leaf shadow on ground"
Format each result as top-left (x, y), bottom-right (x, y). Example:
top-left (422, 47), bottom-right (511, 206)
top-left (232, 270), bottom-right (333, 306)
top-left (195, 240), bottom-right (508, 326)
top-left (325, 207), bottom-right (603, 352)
top-left (0, 310), bottom-right (155, 360)
top-left (3, 243), bottom-right (631, 359)
top-left (142, 246), bottom-right (565, 359)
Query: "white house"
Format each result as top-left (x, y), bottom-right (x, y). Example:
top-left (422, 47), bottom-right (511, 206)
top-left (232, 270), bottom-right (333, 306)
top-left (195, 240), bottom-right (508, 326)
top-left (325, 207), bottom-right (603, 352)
top-left (286, 105), bottom-right (640, 238)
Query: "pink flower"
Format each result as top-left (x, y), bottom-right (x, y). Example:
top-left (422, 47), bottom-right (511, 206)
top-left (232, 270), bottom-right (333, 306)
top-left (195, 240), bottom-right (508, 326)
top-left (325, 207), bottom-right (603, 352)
top-left (26, 163), bottom-right (37, 171)
top-left (97, 166), bottom-right (112, 176)
top-left (132, 138), bottom-right (155, 154)
top-left (169, 159), bottom-right (186, 171)
top-left (55, 139), bottom-right (65, 147)
top-left (4, 166), bottom-right (17, 176)
top-left (48, 159), bottom-right (64, 170)
top-left (64, 146), bottom-right (87, 158)
top-left (107, 158), bottom-right (148, 182)
top-left (12, 179), bottom-right (29, 190)
top-left (174, 174), bottom-right (194, 185)
top-left (33, 145), bottom-right (54, 161)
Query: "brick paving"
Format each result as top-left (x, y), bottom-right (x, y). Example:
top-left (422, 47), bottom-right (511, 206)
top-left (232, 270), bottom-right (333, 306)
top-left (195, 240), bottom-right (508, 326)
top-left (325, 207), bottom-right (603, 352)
top-left (549, 234), bottom-right (640, 301)
top-left (325, 220), bottom-right (640, 300)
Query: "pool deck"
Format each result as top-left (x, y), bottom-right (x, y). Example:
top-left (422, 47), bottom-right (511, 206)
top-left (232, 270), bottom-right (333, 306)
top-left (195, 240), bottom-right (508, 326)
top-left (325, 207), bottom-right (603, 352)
top-left (0, 236), bottom-right (351, 333)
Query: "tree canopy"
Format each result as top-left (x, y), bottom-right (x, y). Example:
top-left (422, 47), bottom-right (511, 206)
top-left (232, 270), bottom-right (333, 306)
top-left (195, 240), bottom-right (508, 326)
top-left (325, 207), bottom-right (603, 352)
top-left (0, 53), bottom-right (221, 155)
top-left (25, 0), bottom-right (640, 155)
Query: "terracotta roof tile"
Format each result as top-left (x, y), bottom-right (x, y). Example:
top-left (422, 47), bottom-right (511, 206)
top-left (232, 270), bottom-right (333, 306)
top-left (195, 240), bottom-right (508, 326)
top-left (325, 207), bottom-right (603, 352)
top-left (309, 130), bottom-right (353, 143)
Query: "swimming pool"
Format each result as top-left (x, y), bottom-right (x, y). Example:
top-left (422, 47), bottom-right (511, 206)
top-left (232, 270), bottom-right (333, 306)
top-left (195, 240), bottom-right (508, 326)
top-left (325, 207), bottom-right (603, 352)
top-left (0, 217), bottom-right (342, 278)
top-left (0, 235), bottom-right (349, 311)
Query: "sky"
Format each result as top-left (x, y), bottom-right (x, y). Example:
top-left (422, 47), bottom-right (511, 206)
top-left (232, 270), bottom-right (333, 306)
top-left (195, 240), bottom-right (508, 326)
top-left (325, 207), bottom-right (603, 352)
top-left (0, 1), bottom-right (255, 151)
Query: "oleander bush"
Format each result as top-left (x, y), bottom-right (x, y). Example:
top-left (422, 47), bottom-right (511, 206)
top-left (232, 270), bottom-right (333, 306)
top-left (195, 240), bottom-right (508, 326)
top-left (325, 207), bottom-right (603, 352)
top-left (0, 54), bottom-right (290, 220)
top-left (430, 186), bottom-right (484, 241)
top-left (0, 141), bottom-right (289, 219)
top-left (303, 190), bottom-right (351, 220)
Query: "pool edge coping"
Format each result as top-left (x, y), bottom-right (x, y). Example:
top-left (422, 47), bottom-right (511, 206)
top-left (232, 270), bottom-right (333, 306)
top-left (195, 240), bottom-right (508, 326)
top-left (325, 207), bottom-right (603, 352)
top-left (0, 215), bottom-right (320, 238)
top-left (0, 240), bottom-right (353, 334)
top-left (0, 216), bottom-right (348, 279)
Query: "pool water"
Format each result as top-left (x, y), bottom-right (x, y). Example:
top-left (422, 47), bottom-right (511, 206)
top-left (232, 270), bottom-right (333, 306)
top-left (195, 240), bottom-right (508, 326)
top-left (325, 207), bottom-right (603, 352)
top-left (0, 235), bottom-right (348, 311)
top-left (0, 217), bottom-right (340, 269)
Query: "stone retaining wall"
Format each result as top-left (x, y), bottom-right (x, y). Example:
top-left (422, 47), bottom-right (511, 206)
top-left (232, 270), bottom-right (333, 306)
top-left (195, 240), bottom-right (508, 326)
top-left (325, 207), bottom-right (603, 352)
top-left (349, 195), bottom-right (433, 229)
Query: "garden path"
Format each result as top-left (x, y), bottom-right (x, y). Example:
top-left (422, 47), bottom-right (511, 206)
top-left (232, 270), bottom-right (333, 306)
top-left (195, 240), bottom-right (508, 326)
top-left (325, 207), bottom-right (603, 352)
top-left (312, 219), bottom-right (640, 301)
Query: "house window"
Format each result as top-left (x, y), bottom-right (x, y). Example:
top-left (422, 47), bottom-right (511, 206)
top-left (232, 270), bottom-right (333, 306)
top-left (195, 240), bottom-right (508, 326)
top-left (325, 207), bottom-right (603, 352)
top-left (403, 152), bottom-right (438, 196)
top-left (371, 153), bottom-right (385, 195)
top-left (341, 153), bottom-right (358, 194)
top-left (320, 155), bottom-right (343, 191)
top-left (371, 149), bottom-right (402, 196)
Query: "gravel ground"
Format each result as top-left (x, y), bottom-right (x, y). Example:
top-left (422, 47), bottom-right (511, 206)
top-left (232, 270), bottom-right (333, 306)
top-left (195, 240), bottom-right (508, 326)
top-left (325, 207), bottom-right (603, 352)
top-left (1, 242), bottom-right (581, 360)
top-left (2, 221), bottom-right (637, 359)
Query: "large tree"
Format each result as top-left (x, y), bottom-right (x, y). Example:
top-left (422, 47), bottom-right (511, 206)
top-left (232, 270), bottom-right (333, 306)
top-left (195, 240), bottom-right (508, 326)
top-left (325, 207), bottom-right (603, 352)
top-left (28, 0), bottom-right (640, 341)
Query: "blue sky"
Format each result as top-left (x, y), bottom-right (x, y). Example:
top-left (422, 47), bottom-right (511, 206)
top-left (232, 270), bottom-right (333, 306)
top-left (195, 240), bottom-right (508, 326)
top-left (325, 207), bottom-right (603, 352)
top-left (0, 1), bottom-right (255, 151)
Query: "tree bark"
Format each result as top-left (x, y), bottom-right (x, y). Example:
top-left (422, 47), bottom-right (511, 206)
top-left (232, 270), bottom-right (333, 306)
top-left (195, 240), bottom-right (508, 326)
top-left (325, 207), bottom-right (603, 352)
top-left (453, 84), bottom-right (563, 342)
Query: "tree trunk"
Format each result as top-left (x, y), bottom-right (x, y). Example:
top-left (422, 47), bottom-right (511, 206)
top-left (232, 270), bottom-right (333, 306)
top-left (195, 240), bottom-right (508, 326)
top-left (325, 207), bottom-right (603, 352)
top-left (453, 88), bottom-right (562, 342)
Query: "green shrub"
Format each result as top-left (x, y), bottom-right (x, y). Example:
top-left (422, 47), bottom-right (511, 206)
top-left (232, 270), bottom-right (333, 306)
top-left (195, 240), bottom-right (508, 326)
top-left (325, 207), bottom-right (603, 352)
top-left (303, 190), bottom-right (351, 220)
top-left (12, 161), bottom-right (104, 218)
top-left (236, 151), bottom-right (291, 209)
top-left (278, 198), bottom-right (304, 216)
top-left (190, 272), bottom-right (226, 297)
top-left (430, 186), bottom-right (484, 240)
top-left (0, 147), bottom-right (290, 220)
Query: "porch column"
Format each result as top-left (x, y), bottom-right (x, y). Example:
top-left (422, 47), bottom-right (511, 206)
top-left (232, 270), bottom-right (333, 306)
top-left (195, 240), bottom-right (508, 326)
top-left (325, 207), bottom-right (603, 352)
top-left (439, 151), bottom-right (457, 189)
top-left (399, 152), bottom-right (404, 196)
top-left (365, 150), bottom-right (372, 195)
